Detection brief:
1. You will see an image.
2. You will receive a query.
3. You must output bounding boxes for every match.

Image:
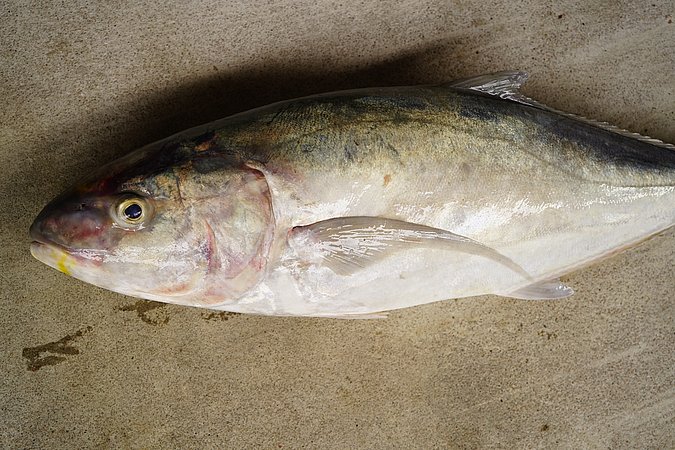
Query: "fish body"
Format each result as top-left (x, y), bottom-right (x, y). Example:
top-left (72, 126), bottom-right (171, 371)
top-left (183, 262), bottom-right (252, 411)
top-left (30, 72), bottom-right (675, 317)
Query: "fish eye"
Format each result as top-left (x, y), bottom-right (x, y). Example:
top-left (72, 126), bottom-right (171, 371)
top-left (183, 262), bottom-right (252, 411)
top-left (113, 196), bottom-right (152, 229)
top-left (123, 202), bottom-right (143, 221)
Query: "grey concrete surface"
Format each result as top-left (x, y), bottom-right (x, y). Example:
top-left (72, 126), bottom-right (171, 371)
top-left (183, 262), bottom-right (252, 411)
top-left (1, 1), bottom-right (674, 448)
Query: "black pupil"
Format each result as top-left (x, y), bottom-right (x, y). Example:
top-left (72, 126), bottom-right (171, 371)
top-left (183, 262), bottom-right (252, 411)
top-left (124, 203), bottom-right (142, 220)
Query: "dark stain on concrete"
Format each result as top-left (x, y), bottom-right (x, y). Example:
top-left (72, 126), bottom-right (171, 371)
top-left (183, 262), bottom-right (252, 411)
top-left (538, 324), bottom-right (558, 340)
top-left (22, 326), bottom-right (93, 371)
top-left (201, 311), bottom-right (240, 321)
top-left (118, 300), bottom-right (170, 325)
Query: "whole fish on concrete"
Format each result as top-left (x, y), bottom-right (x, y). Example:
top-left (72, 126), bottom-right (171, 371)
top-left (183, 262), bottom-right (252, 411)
top-left (29, 72), bottom-right (675, 317)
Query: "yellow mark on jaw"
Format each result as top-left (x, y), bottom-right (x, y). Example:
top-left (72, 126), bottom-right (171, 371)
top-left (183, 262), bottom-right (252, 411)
top-left (56, 253), bottom-right (71, 276)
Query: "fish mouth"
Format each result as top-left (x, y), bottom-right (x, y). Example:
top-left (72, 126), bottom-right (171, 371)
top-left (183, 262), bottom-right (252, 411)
top-left (30, 240), bottom-right (104, 276)
top-left (30, 240), bottom-right (80, 276)
top-left (29, 208), bottom-right (77, 274)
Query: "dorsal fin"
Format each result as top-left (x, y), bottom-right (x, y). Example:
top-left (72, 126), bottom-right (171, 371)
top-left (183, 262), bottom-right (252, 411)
top-left (446, 71), bottom-right (530, 100)
top-left (447, 71), bottom-right (675, 151)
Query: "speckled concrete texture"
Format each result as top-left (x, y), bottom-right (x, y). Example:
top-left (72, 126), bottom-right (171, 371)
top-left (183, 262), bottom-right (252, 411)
top-left (1, 1), bottom-right (674, 448)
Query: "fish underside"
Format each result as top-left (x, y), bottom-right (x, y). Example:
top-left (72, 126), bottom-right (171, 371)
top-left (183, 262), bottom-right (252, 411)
top-left (29, 72), bottom-right (675, 317)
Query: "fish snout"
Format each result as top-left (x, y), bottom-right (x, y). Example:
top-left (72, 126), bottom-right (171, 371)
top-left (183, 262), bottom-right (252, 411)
top-left (29, 204), bottom-right (60, 245)
top-left (30, 201), bottom-right (111, 250)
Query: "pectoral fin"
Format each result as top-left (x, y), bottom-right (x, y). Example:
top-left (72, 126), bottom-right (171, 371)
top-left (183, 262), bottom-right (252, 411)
top-left (504, 279), bottom-right (574, 300)
top-left (289, 216), bottom-right (530, 279)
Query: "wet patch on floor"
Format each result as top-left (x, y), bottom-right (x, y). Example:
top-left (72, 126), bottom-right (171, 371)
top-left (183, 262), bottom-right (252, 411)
top-left (201, 311), bottom-right (240, 321)
top-left (118, 300), bottom-right (170, 325)
top-left (22, 326), bottom-right (93, 371)
top-left (538, 324), bottom-right (558, 340)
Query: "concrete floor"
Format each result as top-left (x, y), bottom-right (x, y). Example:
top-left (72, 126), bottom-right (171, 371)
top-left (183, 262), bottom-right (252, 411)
top-left (1, 1), bottom-right (674, 448)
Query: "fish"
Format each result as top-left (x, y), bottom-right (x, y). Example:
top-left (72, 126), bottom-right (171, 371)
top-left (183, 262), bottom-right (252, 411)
top-left (29, 71), bottom-right (675, 318)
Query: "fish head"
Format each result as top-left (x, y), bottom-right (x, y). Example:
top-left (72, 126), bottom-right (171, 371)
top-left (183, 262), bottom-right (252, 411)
top-left (30, 139), bottom-right (274, 306)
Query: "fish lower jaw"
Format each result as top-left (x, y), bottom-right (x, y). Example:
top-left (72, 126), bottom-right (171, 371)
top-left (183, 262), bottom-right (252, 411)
top-left (30, 241), bottom-right (80, 276)
top-left (30, 241), bottom-right (210, 306)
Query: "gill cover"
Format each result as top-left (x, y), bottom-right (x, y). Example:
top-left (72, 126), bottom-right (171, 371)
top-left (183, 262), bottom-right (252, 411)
top-left (179, 158), bottom-right (275, 305)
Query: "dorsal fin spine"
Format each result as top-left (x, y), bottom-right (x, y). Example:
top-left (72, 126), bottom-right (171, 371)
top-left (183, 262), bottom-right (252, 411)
top-left (447, 71), bottom-right (675, 151)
